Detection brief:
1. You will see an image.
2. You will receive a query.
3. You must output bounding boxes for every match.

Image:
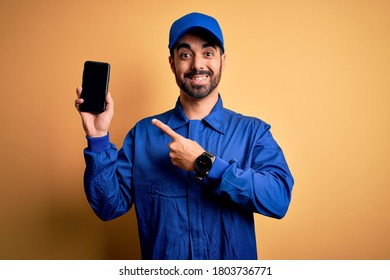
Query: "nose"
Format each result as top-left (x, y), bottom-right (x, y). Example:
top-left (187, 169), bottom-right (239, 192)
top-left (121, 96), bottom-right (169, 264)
top-left (191, 53), bottom-right (205, 70)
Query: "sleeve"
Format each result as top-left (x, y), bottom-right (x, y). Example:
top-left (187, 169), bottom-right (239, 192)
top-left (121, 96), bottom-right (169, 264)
top-left (208, 124), bottom-right (294, 219)
top-left (83, 132), bottom-right (134, 221)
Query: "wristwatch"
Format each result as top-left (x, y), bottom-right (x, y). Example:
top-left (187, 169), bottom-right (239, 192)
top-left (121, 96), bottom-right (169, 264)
top-left (194, 151), bottom-right (216, 180)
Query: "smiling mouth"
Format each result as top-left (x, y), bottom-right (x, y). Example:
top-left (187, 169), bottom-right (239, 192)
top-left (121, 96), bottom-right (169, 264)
top-left (185, 70), bottom-right (212, 81)
top-left (190, 75), bottom-right (209, 82)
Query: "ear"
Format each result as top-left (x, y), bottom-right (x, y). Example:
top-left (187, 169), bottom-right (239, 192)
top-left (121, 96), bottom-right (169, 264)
top-left (169, 55), bottom-right (176, 74)
top-left (220, 53), bottom-right (226, 72)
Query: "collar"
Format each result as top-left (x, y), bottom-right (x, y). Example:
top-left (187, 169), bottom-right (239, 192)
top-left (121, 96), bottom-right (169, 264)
top-left (167, 94), bottom-right (226, 134)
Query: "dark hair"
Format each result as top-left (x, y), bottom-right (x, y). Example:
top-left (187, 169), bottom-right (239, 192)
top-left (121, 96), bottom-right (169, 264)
top-left (169, 29), bottom-right (225, 57)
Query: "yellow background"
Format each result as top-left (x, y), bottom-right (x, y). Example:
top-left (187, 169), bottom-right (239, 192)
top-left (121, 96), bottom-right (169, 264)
top-left (1, 0), bottom-right (389, 259)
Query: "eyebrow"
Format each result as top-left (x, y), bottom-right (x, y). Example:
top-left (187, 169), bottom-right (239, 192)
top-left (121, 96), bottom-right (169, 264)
top-left (176, 43), bottom-right (191, 52)
top-left (175, 42), bottom-right (217, 52)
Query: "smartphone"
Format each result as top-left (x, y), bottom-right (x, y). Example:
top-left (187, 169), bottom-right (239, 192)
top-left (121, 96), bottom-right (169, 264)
top-left (80, 61), bottom-right (110, 114)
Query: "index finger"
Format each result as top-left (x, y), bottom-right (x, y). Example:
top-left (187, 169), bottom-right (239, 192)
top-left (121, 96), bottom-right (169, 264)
top-left (152, 118), bottom-right (181, 140)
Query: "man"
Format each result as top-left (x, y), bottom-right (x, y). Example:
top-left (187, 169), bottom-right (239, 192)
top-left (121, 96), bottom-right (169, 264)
top-left (75, 12), bottom-right (294, 260)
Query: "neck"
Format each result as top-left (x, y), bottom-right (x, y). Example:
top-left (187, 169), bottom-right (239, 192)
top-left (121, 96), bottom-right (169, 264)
top-left (179, 90), bottom-right (219, 120)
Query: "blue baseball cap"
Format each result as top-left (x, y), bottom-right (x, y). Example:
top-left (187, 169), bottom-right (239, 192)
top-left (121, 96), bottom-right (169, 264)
top-left (168, 12), bottom-right (224, 53)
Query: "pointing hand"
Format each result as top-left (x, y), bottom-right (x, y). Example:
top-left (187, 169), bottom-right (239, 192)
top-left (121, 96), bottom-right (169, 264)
top-left (152, 118), bottom-right (205, 171)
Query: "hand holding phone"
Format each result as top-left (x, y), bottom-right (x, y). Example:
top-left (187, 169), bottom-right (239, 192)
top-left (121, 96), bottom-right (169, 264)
top-left (75, 60), bottom-right (114, 137)
top-left (80, 61), bottom-right (110, 114)
top-left (75, 87), bottom-right (114, 137)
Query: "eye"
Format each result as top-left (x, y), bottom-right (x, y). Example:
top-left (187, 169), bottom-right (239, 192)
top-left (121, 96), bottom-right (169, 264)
top-left (179, 52), bottom-right (192, 59)
top-left (204, 51), bottom-right (214, 57)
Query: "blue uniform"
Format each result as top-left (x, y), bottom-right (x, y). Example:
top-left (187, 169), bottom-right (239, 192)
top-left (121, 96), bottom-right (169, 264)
top-left (83, 96), bottom-right (294, 259)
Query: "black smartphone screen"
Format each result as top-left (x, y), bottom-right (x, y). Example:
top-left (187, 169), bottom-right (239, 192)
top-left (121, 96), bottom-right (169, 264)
top-left (80, 61), bottom-right (110, 114)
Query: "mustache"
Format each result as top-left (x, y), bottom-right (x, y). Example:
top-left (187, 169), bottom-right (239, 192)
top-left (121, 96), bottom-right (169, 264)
top-left (184, 69), bottom-right (212, 78)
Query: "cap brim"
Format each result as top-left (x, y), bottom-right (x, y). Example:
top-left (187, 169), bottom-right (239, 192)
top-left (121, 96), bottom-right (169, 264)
top-left (169, 26), bottom-right (224, 52)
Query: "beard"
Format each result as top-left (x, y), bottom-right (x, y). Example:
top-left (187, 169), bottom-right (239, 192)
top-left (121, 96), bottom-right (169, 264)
top-left (175, 63), bottom-right (223, 99)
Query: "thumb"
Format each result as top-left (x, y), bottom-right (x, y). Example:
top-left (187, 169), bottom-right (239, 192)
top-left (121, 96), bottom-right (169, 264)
top-left (105, 92), bottom-right (114, 113)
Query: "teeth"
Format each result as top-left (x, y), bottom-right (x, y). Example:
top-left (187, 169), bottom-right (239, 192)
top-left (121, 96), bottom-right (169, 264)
top-left (192, 76), bottom-right (207, 81)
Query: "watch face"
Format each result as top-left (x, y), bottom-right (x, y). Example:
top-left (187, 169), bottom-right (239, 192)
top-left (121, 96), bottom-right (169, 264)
top-left (196, 155), bottom-right (212, 173)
